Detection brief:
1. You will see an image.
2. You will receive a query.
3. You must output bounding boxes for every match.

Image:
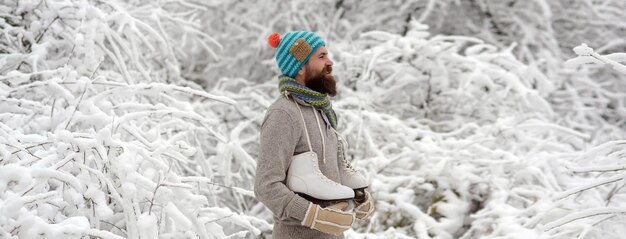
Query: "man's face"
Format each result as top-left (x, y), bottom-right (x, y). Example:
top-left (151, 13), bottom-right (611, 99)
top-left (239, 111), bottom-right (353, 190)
top-left (303, 46), bottom-right (336, 96)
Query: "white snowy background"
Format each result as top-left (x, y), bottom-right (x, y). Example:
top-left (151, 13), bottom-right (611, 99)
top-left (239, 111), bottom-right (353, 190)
top-left (1, 0), bottom-right (625, 238)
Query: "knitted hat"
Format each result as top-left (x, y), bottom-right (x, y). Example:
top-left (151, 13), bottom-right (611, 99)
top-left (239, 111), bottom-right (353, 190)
top-left (268, 31), bottom-right (326, 78)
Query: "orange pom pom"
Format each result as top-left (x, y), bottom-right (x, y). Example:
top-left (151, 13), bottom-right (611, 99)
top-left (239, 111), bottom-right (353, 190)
top-left (268, 33), bottom-right (280, 49)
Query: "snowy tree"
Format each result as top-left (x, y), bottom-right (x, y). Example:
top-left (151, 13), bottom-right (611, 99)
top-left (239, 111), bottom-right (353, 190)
top-left (1, 0), bottom-right (267, 238)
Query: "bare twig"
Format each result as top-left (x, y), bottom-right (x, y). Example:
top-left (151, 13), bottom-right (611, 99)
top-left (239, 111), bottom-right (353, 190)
top-left (16, 16), bottom-right (60, 71)
top-left (545, 207), bottom-right (626, 231)
top-left (554, 173), bottom-right (625, 200)
top-left (64, 58), bottom-right (103, 129)
top-left (5, 142), bottom-right (44, 160)
top-left (605, 182), bottom-right (626, 206)
top-left (99, 220), bottom-right (127, 236)
top-left (148, 174), bottom-right (162, 216)
top-left (571, 165), bottom-right (626, 173)
top-left (205, 214), bottom-right (234, 224)
top-left (149, 161), bottom-right (172, 215)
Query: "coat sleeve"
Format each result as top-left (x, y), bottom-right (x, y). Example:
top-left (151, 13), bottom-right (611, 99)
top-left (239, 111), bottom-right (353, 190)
top-left (254, 109), bottom-right (311, 221)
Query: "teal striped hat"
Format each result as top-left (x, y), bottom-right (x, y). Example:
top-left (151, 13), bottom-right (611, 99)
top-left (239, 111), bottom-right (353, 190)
top-left (267, 31), bottom-right (326, 78)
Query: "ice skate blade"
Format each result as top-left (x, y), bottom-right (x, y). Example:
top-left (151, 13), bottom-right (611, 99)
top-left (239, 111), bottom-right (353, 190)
top-left (296, 193), bottom-right (354, 208)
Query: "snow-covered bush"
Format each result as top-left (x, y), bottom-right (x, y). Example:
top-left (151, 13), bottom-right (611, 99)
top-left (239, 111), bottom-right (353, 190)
top-left (0, 0), bottom-right (268, 238)
top-left (328, 21), bottom-right (625, 238)
top-left (2, 0), bottom-right (625, 238)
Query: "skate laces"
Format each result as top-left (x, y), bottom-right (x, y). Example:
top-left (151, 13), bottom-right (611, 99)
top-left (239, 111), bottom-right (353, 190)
top-left (343, 158), bottom-right (357, 175)
top-left (311, 156), bottom-right (342, 186)
top-left (318, 171), bottom-right (341, 185)
top-left (335, 131), bottom-right (358, 175)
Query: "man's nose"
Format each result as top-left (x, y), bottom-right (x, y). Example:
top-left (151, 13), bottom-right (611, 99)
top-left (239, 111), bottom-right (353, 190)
top-left (326, 58), bottom-right (333, 66)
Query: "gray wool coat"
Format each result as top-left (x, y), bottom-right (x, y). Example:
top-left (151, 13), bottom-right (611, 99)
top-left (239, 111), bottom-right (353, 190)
top-left (254, 93), bottom-right (347, 239)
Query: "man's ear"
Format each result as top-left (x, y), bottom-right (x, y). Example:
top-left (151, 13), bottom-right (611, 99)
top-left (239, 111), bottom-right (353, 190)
top-left (297, 65), bottom-right (306, 77)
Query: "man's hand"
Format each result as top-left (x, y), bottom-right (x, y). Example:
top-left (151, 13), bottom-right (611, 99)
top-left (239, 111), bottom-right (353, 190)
top-left (302, 202), bottom-right (355, 235)
top-left (354, 191), bottom-right (374, 220)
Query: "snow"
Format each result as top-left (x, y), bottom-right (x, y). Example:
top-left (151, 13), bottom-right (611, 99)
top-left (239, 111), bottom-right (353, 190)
top-left (2, 0), bottom-right (626, 238)
top-left (573, 43), bottom-right (593, 55)
top-left (0, 164), bottom-right (32, 194)
top-left (137, 213), bottom-right (158, 239)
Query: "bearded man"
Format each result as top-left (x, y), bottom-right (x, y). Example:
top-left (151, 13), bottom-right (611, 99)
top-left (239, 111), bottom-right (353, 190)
top-left (254, 31), bottom-right (374, 238)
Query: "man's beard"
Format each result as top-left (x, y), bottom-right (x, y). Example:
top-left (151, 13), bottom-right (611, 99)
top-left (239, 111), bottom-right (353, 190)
top-left (305, 65), bottom-right (337, 97)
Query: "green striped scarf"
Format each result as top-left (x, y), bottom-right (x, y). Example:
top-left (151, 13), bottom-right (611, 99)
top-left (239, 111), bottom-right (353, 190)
top-left (278, 75), bottom-right (338, 129)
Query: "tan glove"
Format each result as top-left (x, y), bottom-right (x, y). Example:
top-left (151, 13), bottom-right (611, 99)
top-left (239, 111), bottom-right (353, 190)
top-left (354, 191), bottom-right (374, 220)
top-left (302, 202), bottom-right (355, 235)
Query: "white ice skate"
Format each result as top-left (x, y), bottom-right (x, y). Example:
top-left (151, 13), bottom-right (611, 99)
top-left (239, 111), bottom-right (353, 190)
top-left (333, 131), bottom-right (369, 203)
top-left (335, 135), bottom-right (368, 191)
top-left (287, 151), bottom-right (355, 201)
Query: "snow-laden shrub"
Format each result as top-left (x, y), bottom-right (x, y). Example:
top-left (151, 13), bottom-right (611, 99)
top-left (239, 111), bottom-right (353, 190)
top-left (333, 21), bottom-right (554, 128)
top-left (327, 22), bottom-right (625, 238)
top-left (3, 0), bottom-right (625, 238)
top-left (0, 0), bottom-right (268, 238)
top-left (558, 43), bottom-right (626, 142)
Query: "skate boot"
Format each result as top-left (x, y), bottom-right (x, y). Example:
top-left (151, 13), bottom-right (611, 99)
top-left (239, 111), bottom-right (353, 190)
top-left (287, 151), bottom-right (355, 207)
top-left (335, 133), bottom-right (369, 203)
